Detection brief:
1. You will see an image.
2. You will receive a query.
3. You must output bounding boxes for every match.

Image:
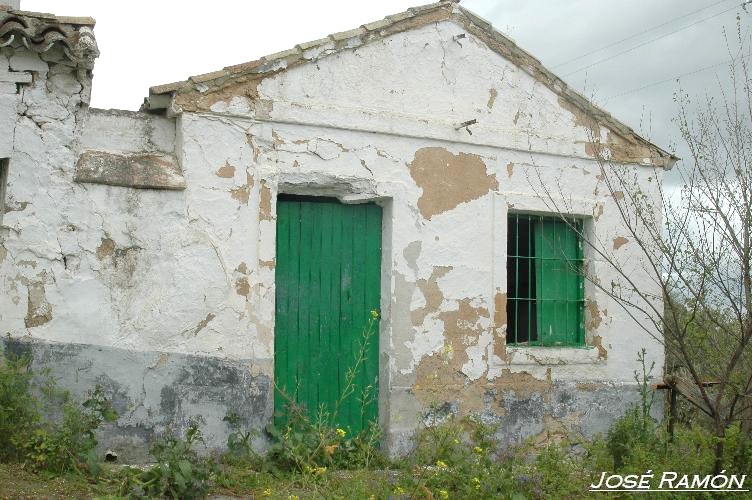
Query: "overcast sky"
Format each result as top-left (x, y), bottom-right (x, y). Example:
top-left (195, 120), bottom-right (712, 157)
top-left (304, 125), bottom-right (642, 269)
top-left (24, 0), bottom-right (752, 183)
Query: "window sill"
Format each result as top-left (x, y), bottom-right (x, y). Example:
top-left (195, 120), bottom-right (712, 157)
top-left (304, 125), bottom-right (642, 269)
top-left (505, 346), bottom-right (603, 366)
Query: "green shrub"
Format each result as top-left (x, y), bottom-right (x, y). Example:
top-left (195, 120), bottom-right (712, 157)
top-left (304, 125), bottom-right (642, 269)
top-left (23, 385), bottom-right (118, 475)
top-left (0, 348), bottom-right (117, 475)
top-left (399, 414), bottom-right (529, 499)
top-left (606, 404), bottom-right (657, 469)
top-left (264, 401), bottom-right (385, 473)
top-left (119, 421), bottom-right (218, 499)
top-left (222, 411), bottom-right (260, 466)
top-left (0, 351), bottom-right (39, 462)
top-left (606, 348), bottom-right (658, 468)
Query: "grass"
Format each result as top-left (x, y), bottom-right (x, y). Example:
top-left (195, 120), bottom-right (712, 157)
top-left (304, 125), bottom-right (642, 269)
top-left (0, 463), bottom-right (403, 499)
top-left (0, 463), bottom-right (114, 499)
top-left (214, 467), bottom-right (400, 499)
top-left (3, 437), bottom-right (752, 499)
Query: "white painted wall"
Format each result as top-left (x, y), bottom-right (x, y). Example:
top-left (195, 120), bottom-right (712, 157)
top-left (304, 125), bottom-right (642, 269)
top-left (0, 18), bottom-right (665, 449)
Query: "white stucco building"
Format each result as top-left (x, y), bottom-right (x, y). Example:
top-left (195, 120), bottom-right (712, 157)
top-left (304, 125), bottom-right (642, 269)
top-left (0, 1), bottom-right (675, 460)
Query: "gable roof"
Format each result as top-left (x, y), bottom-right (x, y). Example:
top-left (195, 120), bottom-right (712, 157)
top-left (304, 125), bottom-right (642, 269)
top-left (145, 0), bottom-right (677, 168)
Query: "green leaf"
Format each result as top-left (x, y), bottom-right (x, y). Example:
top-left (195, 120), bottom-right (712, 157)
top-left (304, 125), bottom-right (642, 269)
top-left (174, 471), bottom-right (186, 492)
top-left (178, 459), bottom-right (192, 478)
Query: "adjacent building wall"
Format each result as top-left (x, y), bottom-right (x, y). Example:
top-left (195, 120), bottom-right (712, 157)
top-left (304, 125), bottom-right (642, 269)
top-left (0, 15), bottom-right (664, 460)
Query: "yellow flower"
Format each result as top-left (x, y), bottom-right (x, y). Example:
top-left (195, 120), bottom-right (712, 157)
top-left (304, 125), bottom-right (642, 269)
top-left (394, 486), bottom-right (405, 495)
top-left (370, 309), bottom-right (380, 319)
top-left (336, 428), bottom-right (347, 438)
top-left (438, 490), bottom-right (449, 499)
top-left (436, 460), bottom-right (448, 469)
top-left (262, 488), bottom-right (272, 497)
top-left (473, 446), bottom-right (483, 454)
top-left (472, 477), bottom-right (481, 489)
top-left (314, 466), bottom-right (327, 475)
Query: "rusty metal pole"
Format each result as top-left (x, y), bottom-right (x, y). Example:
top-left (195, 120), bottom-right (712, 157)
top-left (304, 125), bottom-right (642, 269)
top-left (668, 385), bottom-right (677, 442)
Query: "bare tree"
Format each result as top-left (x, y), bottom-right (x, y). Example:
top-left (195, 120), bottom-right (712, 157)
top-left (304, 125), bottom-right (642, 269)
top-left (531, 31), bottom-right (752, 473)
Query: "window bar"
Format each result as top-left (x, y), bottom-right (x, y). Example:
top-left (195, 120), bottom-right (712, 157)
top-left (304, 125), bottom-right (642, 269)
top-left (528, 214), bottom-right (533, 344)
top-left (514, 213), bottom-right (520, 345)
top-left (564, 219), bottom-right (577, 340)
top-left (574, 220), bottom-right (578, 342)
top-left (554, 218), bottom-right (559, 344)
top-left (0, 159), bottom-right (7, 227)
top-left (578, 219), bottom-right (585, 344)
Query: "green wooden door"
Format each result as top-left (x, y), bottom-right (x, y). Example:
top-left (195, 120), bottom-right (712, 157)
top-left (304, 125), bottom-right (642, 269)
top-left (534, 219), bottom-right (584, 345)
top-left (275, 195), bottom-right (382, 434)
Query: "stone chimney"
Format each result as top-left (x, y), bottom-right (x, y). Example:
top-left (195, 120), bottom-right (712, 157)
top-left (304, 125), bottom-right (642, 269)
top-left (0, 0), bottom-right (20, 9)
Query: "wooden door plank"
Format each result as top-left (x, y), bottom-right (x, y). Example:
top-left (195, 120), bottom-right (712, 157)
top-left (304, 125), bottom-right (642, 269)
top-left (363, 204), bottom-right (382, 427)
top-left (318, 202), bottom-right (335, 418)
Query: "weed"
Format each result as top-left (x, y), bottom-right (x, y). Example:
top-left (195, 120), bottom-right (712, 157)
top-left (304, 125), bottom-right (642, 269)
top-left (0, 347), bottom-right (117, 475)
top-left (264, 311), bottom-right (386, 473)
top-left (222, 411), bottom-right (260, 466)
top-left (0, 350), bottom-right (39, 462)
top-left (119, 421), bottom-right (218, 499)
top-left (401, 414), bottom-right (527, 499)
top-left (23, 385), bottom-right (118, 475)
top-left (606, 349), bottom-right (657, 468)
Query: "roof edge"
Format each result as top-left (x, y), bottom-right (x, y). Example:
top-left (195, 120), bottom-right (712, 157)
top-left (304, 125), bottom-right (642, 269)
top-left (145, 0), bottom-right (677, 167)
top-left (0, 6), bottom-right (98, 68)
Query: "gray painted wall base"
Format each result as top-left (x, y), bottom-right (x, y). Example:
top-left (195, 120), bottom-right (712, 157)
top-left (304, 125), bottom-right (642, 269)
top-left (385, 382), bottom-right (662, 457)
top-left (1, 338), bottom-right (272, 463)
top-left (1, 338), bottom-right (660, 463)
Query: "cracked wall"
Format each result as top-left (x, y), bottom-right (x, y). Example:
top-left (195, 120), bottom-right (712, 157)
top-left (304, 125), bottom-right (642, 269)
top-left (0, 17), bottom-right (664, 457)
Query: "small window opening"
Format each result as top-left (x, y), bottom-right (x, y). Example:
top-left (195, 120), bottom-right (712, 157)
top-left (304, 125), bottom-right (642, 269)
top-left (507, 214), bottom-right (585, 346)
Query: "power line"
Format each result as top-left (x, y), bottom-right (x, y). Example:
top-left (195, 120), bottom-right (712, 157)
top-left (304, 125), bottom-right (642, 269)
top-left (562, 2), bottom-right (747, 77)
top-left (603, 51), bottom-right (752, 102)
top-left (552, 0), bottom-right (733, 68)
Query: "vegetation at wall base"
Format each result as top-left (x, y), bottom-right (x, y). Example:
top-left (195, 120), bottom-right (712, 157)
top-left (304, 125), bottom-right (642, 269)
top-left (0, 346), bottom-right (118, 476)
top-left (3, 329), bottom-right (752, 498)
top-left (1, 420), bottom-right (750, 499)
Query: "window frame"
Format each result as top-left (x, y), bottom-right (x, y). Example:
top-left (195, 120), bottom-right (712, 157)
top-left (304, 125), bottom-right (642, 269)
top-left (506, 212), bottom-right (585, 347)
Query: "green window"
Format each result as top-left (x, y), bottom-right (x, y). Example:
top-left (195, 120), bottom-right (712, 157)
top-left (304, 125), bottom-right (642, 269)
top-left (506, 214), bottom-right (584, 346)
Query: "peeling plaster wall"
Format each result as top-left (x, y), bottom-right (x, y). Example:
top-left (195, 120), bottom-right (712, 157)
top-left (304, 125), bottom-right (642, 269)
top-left (191, 19), bottom-right (665, 451)
top-left (0, 42), bottom-right (273, 459)
top-left (1, 19), bottom-right (664, 457)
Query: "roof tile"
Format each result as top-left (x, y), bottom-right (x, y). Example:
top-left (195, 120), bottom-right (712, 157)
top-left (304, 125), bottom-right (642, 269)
top-left (264, 47), bottom-right (301, 61)
top-left (0, 9), bottom-right (98, 67)
top-left (385, 10), bottom-right (415, 23)
top-left (361, 18), bottom-right (393, 31)
top-left (190, 70), bottom-right (230, 84)
top-left (329, 27), bottom-right (366, 41)
top-left (296, 37), bottom-right (331, 51)
top-left (149, 81), bottom-right (185, 95)
top-left (408, 2), bottom-right (445, 15)
top-left (458, 7), bottom-right (493, 31)
top-left (224, 59), bottom-right (264, 74)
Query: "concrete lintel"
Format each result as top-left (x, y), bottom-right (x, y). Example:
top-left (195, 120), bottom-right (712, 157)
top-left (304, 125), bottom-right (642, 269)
top-left (74, 150), bottom-right (186, 190)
